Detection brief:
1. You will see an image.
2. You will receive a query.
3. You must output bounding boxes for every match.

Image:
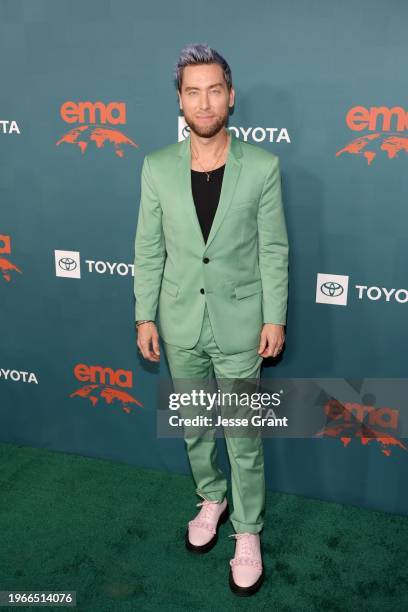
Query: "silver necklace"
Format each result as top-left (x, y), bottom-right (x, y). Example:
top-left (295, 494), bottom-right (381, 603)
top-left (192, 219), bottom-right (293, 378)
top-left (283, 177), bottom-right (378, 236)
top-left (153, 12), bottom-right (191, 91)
top-left (191, 133), bottom-right (229, 182)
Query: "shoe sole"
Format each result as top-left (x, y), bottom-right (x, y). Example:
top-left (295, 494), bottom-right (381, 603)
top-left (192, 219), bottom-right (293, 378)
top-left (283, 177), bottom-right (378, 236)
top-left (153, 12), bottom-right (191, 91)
top-left (185, 503), bottom-right (229, 554)
top-left (229, 566), bottom-right (264, 596)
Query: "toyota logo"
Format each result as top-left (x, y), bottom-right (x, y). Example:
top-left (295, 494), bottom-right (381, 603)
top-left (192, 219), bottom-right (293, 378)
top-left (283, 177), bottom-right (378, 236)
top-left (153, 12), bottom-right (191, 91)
top-left (58, 257), bottom-right (77, 271)
top-left (320, 281), bottom-right (344, 297)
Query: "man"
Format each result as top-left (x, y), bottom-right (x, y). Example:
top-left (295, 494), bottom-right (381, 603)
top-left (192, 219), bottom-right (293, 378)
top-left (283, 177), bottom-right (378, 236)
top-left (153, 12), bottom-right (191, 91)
top-left (134, 43), bottom-right (289, 597)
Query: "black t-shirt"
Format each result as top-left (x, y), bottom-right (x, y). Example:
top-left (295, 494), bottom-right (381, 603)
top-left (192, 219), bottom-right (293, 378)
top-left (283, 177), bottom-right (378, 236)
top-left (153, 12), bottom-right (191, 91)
top-left (191, 164), bottom-right (225, 244)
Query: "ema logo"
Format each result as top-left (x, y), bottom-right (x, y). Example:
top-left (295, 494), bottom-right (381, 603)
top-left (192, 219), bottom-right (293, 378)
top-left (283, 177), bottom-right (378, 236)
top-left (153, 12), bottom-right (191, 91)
top-left (177, 116), bottom-right (290, 143)
top-left (336, 106), bottom-right (408, 165)
top-left (0, 234), bottom-right (22, 282)
top-left (316, 273), bottom-right (349, 306)
top-left (315, 398), bottom-right (408, 456)
top-left (69, 363), bottom-right (143, 414)
top-left (56, 101), bottom-right (139, 158)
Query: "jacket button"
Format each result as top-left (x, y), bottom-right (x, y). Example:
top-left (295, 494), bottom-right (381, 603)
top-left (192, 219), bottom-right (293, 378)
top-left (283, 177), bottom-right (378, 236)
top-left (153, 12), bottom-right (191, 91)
top-left (200, 288), bottom-right (205, 294)
top-left (203, 257), bottom-right (209, 263)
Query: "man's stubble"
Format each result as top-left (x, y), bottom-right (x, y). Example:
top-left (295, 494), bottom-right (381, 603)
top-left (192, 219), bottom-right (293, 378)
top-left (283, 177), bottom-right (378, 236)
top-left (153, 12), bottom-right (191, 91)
top-left (182, 106), bottom-right (229, 139)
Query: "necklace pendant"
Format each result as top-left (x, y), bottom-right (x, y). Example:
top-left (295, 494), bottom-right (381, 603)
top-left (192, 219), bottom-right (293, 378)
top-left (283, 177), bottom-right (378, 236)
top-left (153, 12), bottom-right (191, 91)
top-left (206, 173), bottom-right (210, 182)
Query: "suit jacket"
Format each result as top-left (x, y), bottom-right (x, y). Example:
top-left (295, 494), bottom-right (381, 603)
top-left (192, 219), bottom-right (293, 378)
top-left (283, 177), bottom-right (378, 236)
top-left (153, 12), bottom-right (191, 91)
top-left (133, 132), bottom-right (289, 355)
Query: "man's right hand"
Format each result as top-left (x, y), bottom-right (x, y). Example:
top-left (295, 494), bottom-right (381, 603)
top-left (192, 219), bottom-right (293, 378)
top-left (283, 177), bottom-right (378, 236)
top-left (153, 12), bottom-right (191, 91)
top-left (136, 322), bottom-right (160, 362)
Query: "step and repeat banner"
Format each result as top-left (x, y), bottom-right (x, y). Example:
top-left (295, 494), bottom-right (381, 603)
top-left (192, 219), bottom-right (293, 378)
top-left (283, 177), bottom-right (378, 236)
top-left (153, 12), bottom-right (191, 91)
top-left (1, 0), bottom-right (407, 516)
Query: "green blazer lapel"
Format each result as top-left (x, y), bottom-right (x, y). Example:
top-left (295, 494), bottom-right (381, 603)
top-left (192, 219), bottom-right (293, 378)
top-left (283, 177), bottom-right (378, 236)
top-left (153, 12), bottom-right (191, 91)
top-left (206, 133), bottom-right (243, 249)
top-left (175, 132), bottom-right (243, 251)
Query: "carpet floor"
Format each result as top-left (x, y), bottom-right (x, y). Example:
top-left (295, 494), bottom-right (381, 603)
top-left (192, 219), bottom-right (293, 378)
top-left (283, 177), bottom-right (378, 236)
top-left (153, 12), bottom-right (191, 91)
top-left (0, 442), bottom-right (407, 611)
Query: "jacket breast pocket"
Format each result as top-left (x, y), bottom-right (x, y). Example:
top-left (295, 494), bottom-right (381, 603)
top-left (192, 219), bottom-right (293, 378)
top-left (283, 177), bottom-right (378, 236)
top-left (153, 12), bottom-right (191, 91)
top-left (234, 279), bottom-right (262, 300)
top-left (161, 277), bottom-right (179, 297)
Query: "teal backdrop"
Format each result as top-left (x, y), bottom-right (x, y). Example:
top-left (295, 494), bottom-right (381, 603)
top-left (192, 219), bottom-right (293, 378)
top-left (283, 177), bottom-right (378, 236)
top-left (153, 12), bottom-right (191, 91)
top-left (1, 0), bottom-right (407, 516)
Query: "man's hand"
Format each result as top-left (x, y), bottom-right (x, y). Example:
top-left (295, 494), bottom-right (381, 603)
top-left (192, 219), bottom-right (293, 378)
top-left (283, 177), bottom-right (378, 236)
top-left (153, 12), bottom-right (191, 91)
top-left (258, 323), bottom-right (285, 358)
top-left (136, 322), bottom-right (160, 362)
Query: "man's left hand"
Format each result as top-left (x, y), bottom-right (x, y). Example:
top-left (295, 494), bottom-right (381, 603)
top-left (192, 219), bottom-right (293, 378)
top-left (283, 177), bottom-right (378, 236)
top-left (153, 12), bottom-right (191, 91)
top-left (258, 323), bottom-right (285, 358)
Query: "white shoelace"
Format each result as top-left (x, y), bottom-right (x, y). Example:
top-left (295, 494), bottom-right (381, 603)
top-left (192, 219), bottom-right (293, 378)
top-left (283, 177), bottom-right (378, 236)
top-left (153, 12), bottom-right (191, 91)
top-left (228, 533), bottom-right (262, 570)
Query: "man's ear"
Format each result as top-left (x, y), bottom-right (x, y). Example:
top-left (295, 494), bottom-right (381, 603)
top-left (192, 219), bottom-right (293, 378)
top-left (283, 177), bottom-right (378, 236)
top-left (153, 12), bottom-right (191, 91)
top-left (229, 87), bottom-right (235, 109)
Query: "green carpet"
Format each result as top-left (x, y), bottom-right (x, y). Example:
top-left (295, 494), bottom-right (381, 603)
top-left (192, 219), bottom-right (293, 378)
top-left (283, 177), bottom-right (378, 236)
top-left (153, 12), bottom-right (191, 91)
top-left (0, 442), bottom-right (407, 611)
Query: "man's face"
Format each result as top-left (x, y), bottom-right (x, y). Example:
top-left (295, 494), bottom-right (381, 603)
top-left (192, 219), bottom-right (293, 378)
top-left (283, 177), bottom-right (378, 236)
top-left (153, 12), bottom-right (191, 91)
top-left (178, 63), bottom-right (234, 139)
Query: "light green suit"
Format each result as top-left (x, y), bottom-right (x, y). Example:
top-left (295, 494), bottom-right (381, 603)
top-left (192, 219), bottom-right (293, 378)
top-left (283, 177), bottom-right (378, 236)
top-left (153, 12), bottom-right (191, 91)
top-left (134, 132), bottom-right (289, 354)
top-left (133, 132), bottom-right (289, 535)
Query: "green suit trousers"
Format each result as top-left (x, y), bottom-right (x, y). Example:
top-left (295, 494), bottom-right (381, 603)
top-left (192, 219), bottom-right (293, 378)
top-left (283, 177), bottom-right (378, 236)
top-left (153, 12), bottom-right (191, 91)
top-left (162, 302), bottom-right (265, 535)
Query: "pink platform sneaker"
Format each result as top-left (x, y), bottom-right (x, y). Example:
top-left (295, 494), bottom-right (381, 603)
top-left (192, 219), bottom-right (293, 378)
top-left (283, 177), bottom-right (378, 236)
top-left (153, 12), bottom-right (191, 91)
top-left (185, 494), bottom-right (229, 554)
top-left (228, 532), bottom-right (264, 596)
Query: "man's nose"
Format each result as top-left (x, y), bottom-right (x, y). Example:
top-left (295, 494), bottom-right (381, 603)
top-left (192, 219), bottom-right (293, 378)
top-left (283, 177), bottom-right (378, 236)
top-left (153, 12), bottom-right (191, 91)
top-left (199, 93), bottom-right (210, 109)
